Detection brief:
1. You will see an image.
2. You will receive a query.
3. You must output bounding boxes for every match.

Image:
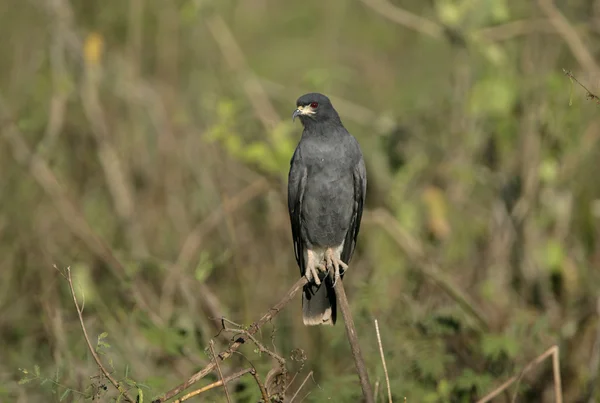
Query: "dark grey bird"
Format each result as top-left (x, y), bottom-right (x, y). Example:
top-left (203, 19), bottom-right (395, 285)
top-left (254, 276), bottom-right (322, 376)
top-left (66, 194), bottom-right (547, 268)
top-left (288, 93), bottom-right (367, 326)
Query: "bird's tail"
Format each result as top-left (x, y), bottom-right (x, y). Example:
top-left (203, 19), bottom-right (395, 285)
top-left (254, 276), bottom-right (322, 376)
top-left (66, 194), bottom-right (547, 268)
top-left (302, 278), bottom-right (337, 326)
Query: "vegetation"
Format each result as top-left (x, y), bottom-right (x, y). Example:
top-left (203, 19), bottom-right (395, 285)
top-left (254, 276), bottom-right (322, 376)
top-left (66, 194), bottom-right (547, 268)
top-left (1, 0), bottom-right (599, 401)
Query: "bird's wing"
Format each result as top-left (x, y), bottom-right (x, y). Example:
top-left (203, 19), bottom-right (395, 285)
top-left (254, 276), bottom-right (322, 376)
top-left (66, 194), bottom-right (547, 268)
top-left (288, 149), bottom-right (307, 276)
top-left (342, 155), bottom-right (367, 264)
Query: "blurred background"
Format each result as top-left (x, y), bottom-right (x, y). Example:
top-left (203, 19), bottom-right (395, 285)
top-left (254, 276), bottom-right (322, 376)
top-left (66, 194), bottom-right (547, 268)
top-left (1, 0), bottom-right (600, 401)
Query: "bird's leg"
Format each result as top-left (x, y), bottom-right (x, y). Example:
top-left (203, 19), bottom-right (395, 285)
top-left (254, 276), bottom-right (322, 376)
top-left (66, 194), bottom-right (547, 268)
top-left (305, 249), bottom-right (322, 286)
top-left (324, 248), bottom-right (348, 287)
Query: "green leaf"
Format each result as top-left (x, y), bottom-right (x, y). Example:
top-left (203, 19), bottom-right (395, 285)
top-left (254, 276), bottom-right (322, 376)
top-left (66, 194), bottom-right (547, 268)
top-left (481, 333), bottom-right (519, 360)
top-left (33, 365), bottom-right (40, 377)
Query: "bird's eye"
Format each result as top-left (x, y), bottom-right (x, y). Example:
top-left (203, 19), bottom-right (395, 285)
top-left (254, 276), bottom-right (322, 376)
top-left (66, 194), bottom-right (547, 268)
top-left (310, 102), bottom-right (318, 108)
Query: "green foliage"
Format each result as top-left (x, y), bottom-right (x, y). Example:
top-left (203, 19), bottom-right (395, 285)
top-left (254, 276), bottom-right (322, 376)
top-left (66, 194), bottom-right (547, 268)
top-left (2, 0), bottom-right (600, 402)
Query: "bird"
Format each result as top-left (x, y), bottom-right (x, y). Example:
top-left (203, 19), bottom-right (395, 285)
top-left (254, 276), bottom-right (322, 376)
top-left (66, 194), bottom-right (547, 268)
top-left (287, 93), bottom-right (367, 326)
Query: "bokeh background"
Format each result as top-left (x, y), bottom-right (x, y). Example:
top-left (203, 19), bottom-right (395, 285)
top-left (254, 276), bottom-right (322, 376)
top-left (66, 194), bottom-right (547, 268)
top-left (1, 0), bottom-right (600, 401)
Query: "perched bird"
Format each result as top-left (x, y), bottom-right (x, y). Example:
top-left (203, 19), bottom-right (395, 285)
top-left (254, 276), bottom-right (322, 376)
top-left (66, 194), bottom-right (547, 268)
top-left (288, 93), bottom-right (367, 326)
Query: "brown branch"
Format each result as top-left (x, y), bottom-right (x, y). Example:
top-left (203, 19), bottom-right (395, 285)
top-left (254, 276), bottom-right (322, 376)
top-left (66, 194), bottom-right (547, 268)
top-left (476, 19), bottom-right (555, 41)
top-left (359, 0), bottom-right (445, 40)
top-left (289, 371), bottom-right (314, 403)
top-left (173, 368), bottom-right (253, 403)
top-left (152, 276), bottom-right (308, 402)
top-left (335, 278), bottom-right (374, 403)
top-left (476, 345), bottom-right (563, 403)
top-left (563, 69), bottom-right (600, 104)
top-left (220, 319), bottom-right (287, 369)
top-left (538, 0), bottom-right (600, 74)
top-left (209, 340), bottom-right (231, 403)
top-left (374, 319), bottom-right (392, 403)
top-left (62, 266), bottom-right (135, 403)
top-left (249, 368), bottom-right (270, 402)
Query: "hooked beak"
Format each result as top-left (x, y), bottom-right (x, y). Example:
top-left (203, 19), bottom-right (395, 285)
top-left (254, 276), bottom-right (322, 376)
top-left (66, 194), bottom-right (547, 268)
top-left (292, 108), bottom-right (302, 122)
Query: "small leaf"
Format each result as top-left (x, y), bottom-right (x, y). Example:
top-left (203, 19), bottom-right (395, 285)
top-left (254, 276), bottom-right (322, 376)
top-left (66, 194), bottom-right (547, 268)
top-left (98, 332), bottom-right (108, 341)
top-left (137, 388), bottom-right (144, 403)
top-left (34, 365), bottom-right (40, 377)
top-left (18, 378), bottom-right (31, 385)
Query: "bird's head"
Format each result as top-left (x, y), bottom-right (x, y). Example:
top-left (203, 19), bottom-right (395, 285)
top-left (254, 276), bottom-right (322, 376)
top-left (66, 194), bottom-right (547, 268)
top-left (292, 93), bottom-right (339, 125)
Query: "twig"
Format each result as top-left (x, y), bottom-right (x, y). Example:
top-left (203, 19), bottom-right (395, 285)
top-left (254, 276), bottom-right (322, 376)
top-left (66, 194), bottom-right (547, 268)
top-left (221, 323), bottom-right (286, 368)
top-left (153, 276), bottom-right (308, 402)
top-left (63, 267), bottom-right (135, 403)
top-left (477, 19), bottom-right (555, 42)
top-left (289, 371), bottom-right (314, 403)
top-left (249, 368), bottom-right (270, 402)
top-left (359, 0), bottom-right (444, 40)
top-left (373, 380), bottom-right (380, 403)
top-left (374, 319), bottom-right (392, 403)
top-left (335, 278), bottom-right (374, 403)
top-left (563, 69), bottom-right (600, 104)
top-left (584, 297), bottom-right (600, 402)
top-left (173, 368), bottom-right (253, 403)
top-left (209, 340), bottom-right (231, 403)
top-left (476, 345), bottom-right (562, 403)
top-left (538, 0), bottom-right (600, 74)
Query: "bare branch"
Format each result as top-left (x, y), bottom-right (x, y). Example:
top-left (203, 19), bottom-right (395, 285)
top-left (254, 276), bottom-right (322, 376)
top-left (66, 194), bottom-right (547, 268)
top-left (173, 368), bottom-right (253, 403)
top-left (249, 368), bottom-right (270, 402)
top-left (538, 0), bottom-right (600, 74)
top-left (563, 69), bottom-right (600, 104)
top-left (359, 0), bottom-right (444, 40)
top-left (476, 345), bottom-right (563, 403)
top-left (335, 278), bottom-right (374, 403)
top-left (209, 340), bottom-right (231, 403)
top-left (64, 267), bottom-right (135, 403)
top-left (289, 371), bottom-right (314, 403)
top-left (375, 319), bottom-right (392, 403)
top-left (153, 276), bottom-right (308, 402)
top-left (221, 322), bottom-right (286, 369)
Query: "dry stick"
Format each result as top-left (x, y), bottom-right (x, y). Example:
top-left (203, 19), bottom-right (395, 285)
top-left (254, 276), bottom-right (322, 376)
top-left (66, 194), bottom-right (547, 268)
top-left (476, 345), bottom-right (562, 403)
top-left (289, 371), bottom-right (314, 403)
top-left (358, 0), bottom-right (445, 40)
top-left (249, 369), bottom-right (270, 402)
top-left (374, 320), bottom-right (392, 403)
top-left (173, 368), bottom-right (253, 403)
top-left (538, 0), bottom-right (600, 74)
top-left (209, 340), bottom-right (231, 403)
top-left (563, 69), bottom-right (600, 104)
top-left (63, 267), bottom-right (135, 403)
top-left (221, 324), bottom-right (286, 368)
top-left (152, 276), bottom-right (309, 403)
top-left (335, 279), bottom-right (375, 403)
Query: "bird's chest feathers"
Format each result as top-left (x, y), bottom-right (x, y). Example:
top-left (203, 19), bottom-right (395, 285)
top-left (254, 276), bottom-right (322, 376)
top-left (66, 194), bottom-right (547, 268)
top-left (300, 138), bottom-right (352, 178)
